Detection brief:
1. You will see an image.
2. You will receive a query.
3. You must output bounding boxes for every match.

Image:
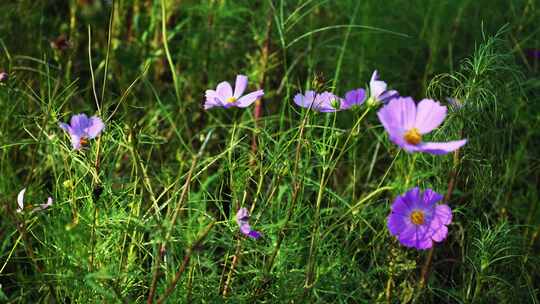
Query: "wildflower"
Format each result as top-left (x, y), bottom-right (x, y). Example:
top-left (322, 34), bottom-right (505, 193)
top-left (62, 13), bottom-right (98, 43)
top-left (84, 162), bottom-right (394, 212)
top-left (59, 113), bottom-right (105, 150)
top-left (387, 187), bottom-right (452, 250)
top-left (0, 71), bottom-right (8, 84)
top-left (235, 208), bottom-right (261, 239)
top-left (377, 97), bottom-right (467, 155)
top-left (293, 90), bottom-right (344, 112)
top-left (204, 75), bottom-right (264, 110)
top-left (366, 70), bottom-right (399, 106)
top-left (17, 188), bottom-right (53, 213)
top-left (343, 88), bottom-right (367, 109)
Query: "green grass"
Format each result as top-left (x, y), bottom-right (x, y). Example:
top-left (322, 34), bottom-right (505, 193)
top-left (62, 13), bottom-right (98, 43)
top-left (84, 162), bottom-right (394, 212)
top-left (1, 0), bottom-right (539, 303)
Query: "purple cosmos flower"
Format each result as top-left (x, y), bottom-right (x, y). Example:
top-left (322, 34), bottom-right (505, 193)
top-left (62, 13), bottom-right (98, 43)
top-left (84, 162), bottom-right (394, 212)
top-left (235, 208), bottom-right (261, 239)
top-left (59, 114), bottom-right (105, 150)
top-left (377, 97), bottom-right (467, 155)
top-left (343, 88), bottom-right (367, 109)
top-left (293, 90), bottom-right (344, 112)
top-left (387, 187), bottom-right (452, 250)
top-left (17, 188), bottom-right (53, 213)
top-left (367, 70), bottom-right (399, 105)
top-left (204, 75), bottom-right (264, 110)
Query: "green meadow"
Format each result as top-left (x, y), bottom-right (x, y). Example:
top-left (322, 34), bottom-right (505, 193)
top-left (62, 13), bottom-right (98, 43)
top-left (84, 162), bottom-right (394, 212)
top-left (1, 0), bottom-right (539, 302)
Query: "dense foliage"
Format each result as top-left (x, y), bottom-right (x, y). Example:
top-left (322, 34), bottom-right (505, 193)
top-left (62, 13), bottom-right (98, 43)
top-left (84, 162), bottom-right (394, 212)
top-left (1, 0), bottom-right (539, 302)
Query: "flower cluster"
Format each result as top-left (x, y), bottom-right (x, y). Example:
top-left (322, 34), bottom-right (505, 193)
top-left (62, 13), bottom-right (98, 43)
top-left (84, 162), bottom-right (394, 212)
top-left (201, 70), bottom-right (465, 248)
top-left (14, 68), bottom-right (465, 253)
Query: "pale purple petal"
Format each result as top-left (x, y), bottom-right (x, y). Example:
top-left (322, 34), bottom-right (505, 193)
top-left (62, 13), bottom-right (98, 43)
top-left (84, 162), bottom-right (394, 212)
top-left (235, 208), bottom-right (261, 239)
top-left (343, 88), bottom-right (366, 109)
top-left (216, 81), bottom-right (233, 100)
top-left (294, 91), bottom-right (316, 108)
top-left (70, 134), bottom-right (82, 150)
top-left (417, 139), bottom-right (467, 155)
top-left (240, 223), bottom-right (252, 235)
top-left (233, 75), bottom-right (248, 98)
top-left (41, 197), bottom-right (54, 209)
top-left (434, 204), bottom-right (452, 225)
top-left (414, 226), bottom-right (434, 249)
top-left (59, 123), bottom-right (71, 132)
top-left (316, 92), bottom-right (340, 112)
top-left (235, 90), bottom-right (264, 108)
top-left (399, 97), bottom-right (417, 130)
top-left (377, 100), bottom-right (407, 143)
top-left (370, 70), bottom-right (387, 98)
top-left (204, 90), bottom-right (222, 109)
top-left (430, 225), bottom-right (448, 243)
top-left (378, 90), bottom-right (399, 103)
top-left (70, 114), bottom-right (90, 136)
top-left (17, 188), bottom-right (25, 213)
top-left (85, 116), bottom-right (104, 139)
top-left (33, 197), bottom-right (54, 212)
top-left (414, 99), bottom-right (447, 134)
top-left (236, 208), bottom-right (249, 222)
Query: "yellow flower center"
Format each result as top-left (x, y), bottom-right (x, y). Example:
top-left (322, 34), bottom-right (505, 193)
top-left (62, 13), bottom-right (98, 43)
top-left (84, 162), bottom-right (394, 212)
top-left (404, 128), bottom-right (422, 145)
top-left (410, 210), bottom-right (425, 225)
top-left (226, 97), bottom-right (237, 103)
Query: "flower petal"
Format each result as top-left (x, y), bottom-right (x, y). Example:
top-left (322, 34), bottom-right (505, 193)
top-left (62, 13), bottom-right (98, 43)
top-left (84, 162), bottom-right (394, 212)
top-left (387, 213), bottom-right (407, 236)
top-left (216, 81), bottom-right (233, 100)
top-left (240, 223), bottom-right (252, 236)
top-left (247, 230), bottom-right (261, 239)
top-left (70, 134), bottom-right (82, 150)
top-left (70, 114), bottom-right (90, 135)
top-left (17, 188), bottom-right (26, 212)
top-left (343, 88), bottom-right (366, 109)
top-left (422, 188), bottom-right (444, 207)
top-left (204, 90), bottom-right (221, 109)
top-left (403, 187), bottom-right (422, 210)
top-left (86, 116), bottom-right (104, 139)
top-left (377, 100), bottom-right (406, 142)
top-left (370, 70), bottom-right (387, 98)
top-left (417, 139), bottom-right (467, 155)
top-left (414, 99), bottom-right (447, 134)
top-left (233, 75), bottom-right (248, 98)
top-left (235, 90), bottom-right (264, 108)
top-left (414, 225), bottom-right (434, 249)
top-left (236, 208), bottom-right (249, 223)
top-left (434, 204), bottom-right (452, 225)
top-left (430, 224), bottom-right (448, 243)
top-left (378, 90), bottom-right (399, 103)
top-left (391, 195), bottom-right (412, 215)
top-left (316, 92), bottom-right (340, 112)
top-left (294, 91), bottom-right (317, 108)
top-left (59, 123), bottom-right (71, 132)
top-left (41, 197), bottom-right (53, 209)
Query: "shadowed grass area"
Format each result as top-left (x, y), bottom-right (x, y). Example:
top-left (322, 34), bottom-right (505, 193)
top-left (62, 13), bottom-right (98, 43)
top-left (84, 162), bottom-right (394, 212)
top-left (0, 0), bottom-right (539, 303)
